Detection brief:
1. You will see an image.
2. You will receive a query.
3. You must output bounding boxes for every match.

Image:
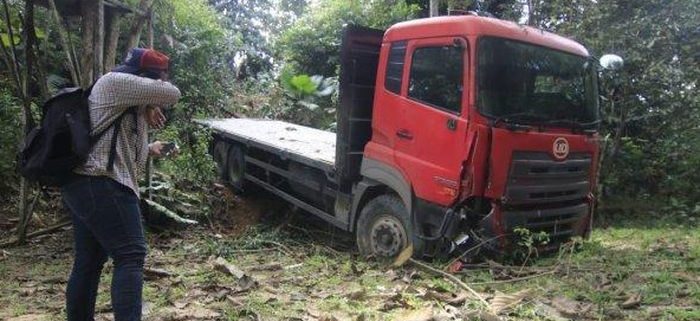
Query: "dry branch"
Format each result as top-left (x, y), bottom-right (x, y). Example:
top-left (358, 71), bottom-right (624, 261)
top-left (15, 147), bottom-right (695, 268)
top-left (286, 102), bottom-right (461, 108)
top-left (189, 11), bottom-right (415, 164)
top-left (468, 269), bottom-right (557, 285)
top-left (408, 258), bottom-right (489, 306)
top-left (143, 199), bottom-right (198, 225)
top-left (144, 267), bottom-right (174, 279)
top-left (0, 220), bottom-right (72, 248)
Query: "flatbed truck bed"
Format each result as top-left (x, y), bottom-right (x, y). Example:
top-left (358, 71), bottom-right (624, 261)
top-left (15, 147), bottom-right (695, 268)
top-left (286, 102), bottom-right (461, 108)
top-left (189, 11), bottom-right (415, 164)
top-left (203, 118), bottom-right (337, 171)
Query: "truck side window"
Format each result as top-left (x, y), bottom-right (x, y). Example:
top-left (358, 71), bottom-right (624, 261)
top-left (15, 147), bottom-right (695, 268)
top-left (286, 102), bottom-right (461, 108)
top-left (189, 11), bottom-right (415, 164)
top-left (408, 46), bottom-right (464, 113)
top-left (385, 41), bottom-right (407, 94)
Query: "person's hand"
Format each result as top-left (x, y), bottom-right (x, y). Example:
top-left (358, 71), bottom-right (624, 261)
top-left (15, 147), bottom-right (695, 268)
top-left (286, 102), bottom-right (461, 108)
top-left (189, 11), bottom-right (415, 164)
top-left (148, 141), bottom-right (179, 158)
top-left (149, 141), bottom-right (164, 158)
top-left (146, 106), bottom-right (166, 129)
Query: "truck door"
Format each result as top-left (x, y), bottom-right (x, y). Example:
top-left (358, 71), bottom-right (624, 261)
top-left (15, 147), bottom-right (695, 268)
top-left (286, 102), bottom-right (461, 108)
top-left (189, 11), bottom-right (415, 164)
top-left (394, 37), bottom-right (470, 206)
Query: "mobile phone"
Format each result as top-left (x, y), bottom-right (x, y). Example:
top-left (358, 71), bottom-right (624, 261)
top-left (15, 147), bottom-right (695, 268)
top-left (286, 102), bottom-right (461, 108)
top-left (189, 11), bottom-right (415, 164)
top-left (160, 142), bottom-right (177, 156)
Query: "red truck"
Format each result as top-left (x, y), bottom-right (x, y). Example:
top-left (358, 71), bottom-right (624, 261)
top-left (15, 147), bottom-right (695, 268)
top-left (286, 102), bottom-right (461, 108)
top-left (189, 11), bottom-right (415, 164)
top-left (202, 15), bottom-right (622, 259)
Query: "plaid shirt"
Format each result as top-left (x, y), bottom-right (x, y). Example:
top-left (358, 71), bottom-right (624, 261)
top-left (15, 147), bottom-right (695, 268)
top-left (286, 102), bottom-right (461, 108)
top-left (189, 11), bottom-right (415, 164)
top-left (74, 72), bottom-right (181, 196)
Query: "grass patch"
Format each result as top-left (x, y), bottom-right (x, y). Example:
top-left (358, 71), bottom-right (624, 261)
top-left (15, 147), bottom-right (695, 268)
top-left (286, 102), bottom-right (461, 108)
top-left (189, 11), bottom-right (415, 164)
top-left (0, 214), bottom-right (696, 320)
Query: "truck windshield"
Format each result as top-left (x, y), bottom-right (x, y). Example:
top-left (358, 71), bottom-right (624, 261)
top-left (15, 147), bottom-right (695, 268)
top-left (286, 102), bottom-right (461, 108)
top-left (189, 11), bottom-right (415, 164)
top-left (477, 37), bottom-right (599, 128)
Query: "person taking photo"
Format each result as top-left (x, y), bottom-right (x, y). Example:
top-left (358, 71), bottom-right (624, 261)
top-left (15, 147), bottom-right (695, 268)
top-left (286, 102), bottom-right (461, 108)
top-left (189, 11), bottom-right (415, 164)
top-left (61, 48), bottom-right (181, 321)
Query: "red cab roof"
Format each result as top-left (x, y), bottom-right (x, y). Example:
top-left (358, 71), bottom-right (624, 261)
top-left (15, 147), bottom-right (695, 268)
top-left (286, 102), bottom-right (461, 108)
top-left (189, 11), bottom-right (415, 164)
top-left (384, 16), bottom-right (589, 57)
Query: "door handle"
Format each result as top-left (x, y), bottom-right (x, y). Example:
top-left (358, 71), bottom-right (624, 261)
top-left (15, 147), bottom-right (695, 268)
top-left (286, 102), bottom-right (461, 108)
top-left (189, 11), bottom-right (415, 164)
top-left (446, 118), bottom-right (457, 131)
top-left (396, 129), bottom-right (413, 140)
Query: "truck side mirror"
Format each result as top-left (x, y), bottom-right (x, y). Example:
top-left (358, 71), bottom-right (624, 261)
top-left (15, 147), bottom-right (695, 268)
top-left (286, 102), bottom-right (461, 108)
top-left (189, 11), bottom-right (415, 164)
top-left (599, 54), bottom-right (624, 71)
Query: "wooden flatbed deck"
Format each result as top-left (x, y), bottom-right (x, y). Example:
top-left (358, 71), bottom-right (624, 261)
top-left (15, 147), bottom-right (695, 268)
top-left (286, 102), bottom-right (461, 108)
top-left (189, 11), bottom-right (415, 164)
top-left (203, 118), bottom-right (337, 168)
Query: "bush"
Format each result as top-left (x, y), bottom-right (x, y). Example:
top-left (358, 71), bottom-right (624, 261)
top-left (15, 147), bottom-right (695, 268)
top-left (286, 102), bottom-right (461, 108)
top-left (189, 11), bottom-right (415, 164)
top-left (0, 87), bottom-right (22, 194)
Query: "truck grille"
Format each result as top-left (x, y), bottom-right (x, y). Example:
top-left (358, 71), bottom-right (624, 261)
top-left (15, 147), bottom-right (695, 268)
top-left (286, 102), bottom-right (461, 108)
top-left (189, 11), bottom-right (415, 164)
top-left (502, 203), bottom-right (589, 244)
top-left (505, 152), bottom-right (592, 205)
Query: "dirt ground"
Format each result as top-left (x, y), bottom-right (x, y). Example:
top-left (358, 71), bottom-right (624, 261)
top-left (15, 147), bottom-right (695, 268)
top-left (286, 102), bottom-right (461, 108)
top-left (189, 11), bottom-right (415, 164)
top-left (0, 194), bottom-right (698, 321)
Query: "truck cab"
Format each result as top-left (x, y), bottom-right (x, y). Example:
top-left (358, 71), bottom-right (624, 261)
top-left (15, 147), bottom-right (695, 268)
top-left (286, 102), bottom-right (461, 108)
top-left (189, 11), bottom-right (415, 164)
top-left (341, 16), bottom-right (599, 257)
top-left (208, 15), bottom-right (603, 259)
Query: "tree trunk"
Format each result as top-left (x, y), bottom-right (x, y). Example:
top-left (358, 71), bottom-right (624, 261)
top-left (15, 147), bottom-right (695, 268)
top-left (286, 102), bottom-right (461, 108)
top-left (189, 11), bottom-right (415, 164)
top-left (104, 9), bottom-right (121, 73)
top-left (125, 0), bottom-right (153, 53)
top-left (94, 0), bottom-right (104, 81)
top-left (430, 0), bottom-right (440, 17)
top-left (145, 11), bottom-right (155, 200)
top-left (47, 0), bottom-right (80, 85)
top-left (80, 0), bottom-right (97, 87)
top-left (17, 0), bottom-right (39, 244)
top-left (526, 0), bottom-right (536, 26)
top-left (22, 0), bottom-right (36, 128)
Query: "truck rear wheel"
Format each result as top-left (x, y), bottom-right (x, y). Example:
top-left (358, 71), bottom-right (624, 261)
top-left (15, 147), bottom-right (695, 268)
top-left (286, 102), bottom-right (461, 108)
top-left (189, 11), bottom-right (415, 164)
top-left (356, 195), bottom-right (411, 260)
top-left (227, 144), bottom-right (250, 193)
top-left (212, 141), bottom-right (229, 180)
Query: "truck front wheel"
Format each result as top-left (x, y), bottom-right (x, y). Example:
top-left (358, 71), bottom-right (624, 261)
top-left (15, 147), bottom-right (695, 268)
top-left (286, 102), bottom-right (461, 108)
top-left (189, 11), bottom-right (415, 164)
top-left (356, 195), bottom-right (411, 260)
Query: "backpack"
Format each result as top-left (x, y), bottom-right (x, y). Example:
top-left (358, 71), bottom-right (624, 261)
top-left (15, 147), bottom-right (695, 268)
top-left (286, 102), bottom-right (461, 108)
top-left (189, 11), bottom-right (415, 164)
top-left (19, 86), bottom-right (135, 187)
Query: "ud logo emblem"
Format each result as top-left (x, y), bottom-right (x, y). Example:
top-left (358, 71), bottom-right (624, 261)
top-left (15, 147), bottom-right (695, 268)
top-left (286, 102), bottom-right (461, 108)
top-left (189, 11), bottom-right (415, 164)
top-left (553, 137), bottom-right (569, 160)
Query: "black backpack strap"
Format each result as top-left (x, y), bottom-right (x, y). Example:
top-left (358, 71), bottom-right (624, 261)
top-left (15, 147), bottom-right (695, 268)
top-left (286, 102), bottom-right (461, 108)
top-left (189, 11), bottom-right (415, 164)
top-left (91, 106), bottom-right (138, 171)
top-left (106, 114), bottom-right (125, 171)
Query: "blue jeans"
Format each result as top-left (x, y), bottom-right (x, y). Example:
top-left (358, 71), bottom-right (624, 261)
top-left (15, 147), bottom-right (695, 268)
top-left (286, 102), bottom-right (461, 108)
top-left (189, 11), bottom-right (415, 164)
top-left (61, 175), bottom-right (146, 321)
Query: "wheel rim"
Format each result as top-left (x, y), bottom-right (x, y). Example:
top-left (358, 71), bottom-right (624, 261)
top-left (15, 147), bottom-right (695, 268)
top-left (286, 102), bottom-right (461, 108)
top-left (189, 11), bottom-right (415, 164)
top-left (369, 215), bottom-right (407, 257)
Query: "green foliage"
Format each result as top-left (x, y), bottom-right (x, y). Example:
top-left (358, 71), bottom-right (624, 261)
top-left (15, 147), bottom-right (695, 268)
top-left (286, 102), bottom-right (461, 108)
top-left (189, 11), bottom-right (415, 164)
top-left (278, 71), bottom-right (338, 128)
top-left (511, 227), bottom-right (550, 262)
top-left (446, 0), bottom-right (522, 20)
top-left (529, 0), bottom-right (700, 210)
top-left (155, 0), bottom-right (238, 116)
top-left (0, 87), bottom-right (21, 193)
top-left (210, 0), bottom-right (307, 78)
top-left (150, 0), bottom-right (238, 185)
top-left (284, 74), bottom-right (318, 96)
top-left (157, 125), bottom-right (216, 187)
top-left (278, 0), bottom-right (421, 77)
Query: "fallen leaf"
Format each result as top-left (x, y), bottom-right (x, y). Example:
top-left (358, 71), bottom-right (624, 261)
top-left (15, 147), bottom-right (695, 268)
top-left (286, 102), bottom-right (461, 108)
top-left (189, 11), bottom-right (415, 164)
top-left (142, 302), bottom-right (153, 317)
top-left (551, 296), bottom-right (591, 317)
top-left (347, 289), bottom-right (367, 301)
top-left (447, 260), bottom-right (463, 273)
top-left (307, 306), bottom-right (322, 318)
top-left (621, 292), bottom-right (642, 309)
top-left (464, 310), bottom-right (501, 321)
top-left (356, 312), bottom-right (368, 321)
top-left (393, 245), bottom-right (414, 267)
top-left (532, 302), bottom-right (568, 321)
top-left (673, 272), bottom-right (700, 282)
top-left (401, 269), bottom-right (419, 283)
top-left (395, 307), bottom-right (433, 321)
top-left (447, 292), bottom-right (468, 305)
top-left (6, 314), bottom-right (52, 321)
top-left (213, 257), bottom-right (258, 291)
top-left (489, 289), bottom-right (532, 315)
top-left (431, 305), bottom-right (462, 321)
top-left (161, 305), bottom-right (222, 320)
top-left (173, 300), bottom-right (189, 309)
top-left (226, 295), bottom-right (245, 307)
top-left (214, 257), bottom-right (246, 278)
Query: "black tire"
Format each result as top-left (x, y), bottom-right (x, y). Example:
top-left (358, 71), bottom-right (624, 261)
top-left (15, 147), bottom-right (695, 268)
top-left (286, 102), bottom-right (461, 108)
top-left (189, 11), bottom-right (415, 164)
top-left (227, 144), bottom-right (248, 193)
top-left (212, 141), bottom-right (229, 181)
top-left (356, 194), bottom-right (413, 260)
